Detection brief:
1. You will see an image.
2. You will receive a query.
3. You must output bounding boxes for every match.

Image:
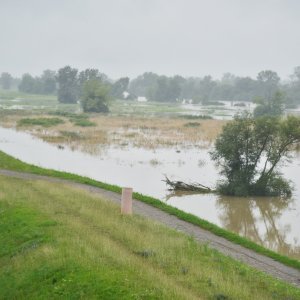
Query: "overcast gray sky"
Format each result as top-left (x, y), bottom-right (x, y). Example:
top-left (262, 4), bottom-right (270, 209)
top-left (1, 0), bottom-right (299, 80)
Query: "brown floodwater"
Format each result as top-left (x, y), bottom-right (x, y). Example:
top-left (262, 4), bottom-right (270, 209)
top-left (0, 126), bottom-right (299, 260)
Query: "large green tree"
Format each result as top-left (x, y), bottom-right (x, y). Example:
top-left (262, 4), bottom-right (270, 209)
top-left (211, 113), bottom-right (300, 196)
top-left (57, 66), bottom-right (79, 103)
top-left (81, 80), bottom-right (110, 113)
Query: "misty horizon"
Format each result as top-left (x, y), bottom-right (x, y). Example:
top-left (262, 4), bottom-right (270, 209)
top-left (1, 0), bottom-right (299, 81)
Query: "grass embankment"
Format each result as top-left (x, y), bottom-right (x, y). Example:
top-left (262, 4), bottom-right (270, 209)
top-left (0, 150), bottom-right (300, 273)
top-left (1, 175), bottom-right (300, 299)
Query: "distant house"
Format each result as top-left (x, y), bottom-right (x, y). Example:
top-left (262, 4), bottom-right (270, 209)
top-left (182, 99), bottom-right (193, 104)
top-left (137, 96), bottom-right (147, 102)
top-left (122, 91), bottom-right (130, 99)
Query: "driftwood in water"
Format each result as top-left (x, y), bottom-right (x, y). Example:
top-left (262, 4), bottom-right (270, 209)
top-left (163, 176), bottom-right (215, 193)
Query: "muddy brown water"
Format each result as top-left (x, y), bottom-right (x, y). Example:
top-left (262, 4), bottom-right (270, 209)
top-left (0, 126), bottom-right (299, 260)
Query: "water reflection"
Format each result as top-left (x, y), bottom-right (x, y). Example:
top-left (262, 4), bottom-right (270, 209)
top-left (217, 195), bottom-right (300, 259)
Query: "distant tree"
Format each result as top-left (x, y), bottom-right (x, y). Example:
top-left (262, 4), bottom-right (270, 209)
top-left (198, 76), bottom-right (217, 103)
top-left (111, 77), bottom-right (129, 99)
top-left (168, 75), bottom-right (183, 101)
top-left (18, 73), bottom-right (36, 93)
top-left (284, 66), bottom-right (300, 108)
top-left (211, 113), bottom-right (300, 196)
top-left (57, 66), bottom-right (79, 103)
top-left (254, 90), bottom-right (285, 118)
top-left (81, 80), bottom-right (110, 113)
top-left (129, 72), bottom-right (159, 97)
top-left (78, 68), bottom-right (104, 86)
top-left (257, 70), bottom-right (280, 100)
top-left (292, 66), bottom-right (300, 81)
top-left (233, 77), bottom-right (258, 101)
top-left (0, 72), bottom-right (13, 89)
top-left (41, 70), bottom-right (56, 94)
top-left (221, 73), bottom-right (236, 85)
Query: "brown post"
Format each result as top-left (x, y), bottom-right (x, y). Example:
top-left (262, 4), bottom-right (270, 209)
top-left (121, 187), bottom-right (133, 215)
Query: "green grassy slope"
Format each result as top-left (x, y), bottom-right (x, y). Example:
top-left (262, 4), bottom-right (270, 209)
top-left (0, 150), bottom-right (300, 272)
top-left (1, 175), bottom-right (299, 299)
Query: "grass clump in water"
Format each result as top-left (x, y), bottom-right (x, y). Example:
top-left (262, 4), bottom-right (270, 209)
top-left (184, 122), bottom-right (201, 127)
top-left (72, 119), bottom-right (96, 127)
top-left (48, 111), bottom-right (96, 127)
top-left (180, 114), bottom-right (213, 120)
top-left (17, 117), bottom-right (64, 127)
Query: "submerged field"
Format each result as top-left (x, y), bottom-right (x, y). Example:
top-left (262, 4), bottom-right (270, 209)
top-left (0, 109), bottom-right (226, 150)
top-left (1, 174), bottom-right (300, 299)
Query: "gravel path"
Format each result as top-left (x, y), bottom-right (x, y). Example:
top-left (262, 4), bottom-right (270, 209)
top-left (1, 169), bottom-right (300, 288)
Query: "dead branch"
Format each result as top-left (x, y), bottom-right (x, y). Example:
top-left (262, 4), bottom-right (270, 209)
top-left (163, 176), bottom-right (215, 193)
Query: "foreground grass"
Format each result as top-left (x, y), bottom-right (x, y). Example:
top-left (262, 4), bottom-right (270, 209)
top-left (1, 175), bottom-right (299, 299)
top-left (0, 150), bottom-right (300, 272)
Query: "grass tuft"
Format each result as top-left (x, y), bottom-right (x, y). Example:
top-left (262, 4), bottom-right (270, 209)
top-left (17, 118), bottom-right (64, 127)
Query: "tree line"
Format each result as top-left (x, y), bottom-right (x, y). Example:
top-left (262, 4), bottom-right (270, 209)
top-left (1, 66), bottom-right (300, 107)
top-left (129, 69), bottom-right (300, 107)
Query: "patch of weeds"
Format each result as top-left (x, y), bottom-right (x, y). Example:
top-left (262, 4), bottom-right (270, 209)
top-left (59, 131), bottom-right (83, 140)
top-left (48, 111), bottom-right (83, 119)
top-left (149, 159), bottom-right (161, 166)
top-left (180, 114), bottom-right (213, 120)
top-left (73, 119), bottom-right (96, 127)
top-left (181, 267), bottom-right (189, 275)
top-left (202, 101), bottom-right (225, 106)
top-left (0, 205), bottom-right (54, 258)
top-left (48, 111), bottom-right (95, 127)
top-left (213, 294), bottom-right (230, 300)
top-left (134, 249), bottom-right (155, 258)
top-left (18, 118), bottom-right (65, 127)
top-left (234, 102), bottom-right (246, 107)
top-left (184, 122), bottom-right (201, 127)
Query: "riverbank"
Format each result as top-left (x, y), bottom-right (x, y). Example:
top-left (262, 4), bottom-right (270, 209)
top-left (1, 174), bottom-right (300, 299)
top-left (0, 150), bottom-right (300, 273)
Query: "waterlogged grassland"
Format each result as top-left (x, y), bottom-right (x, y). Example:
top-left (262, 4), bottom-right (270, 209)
top-left (0, 111), bottom-right (226, 150)
top-left (0, 89), bottom-right (78, 111)
top-left (0, 90), bottom-right (228, 149)
top-left (1, 175), bottom-right (299, 299)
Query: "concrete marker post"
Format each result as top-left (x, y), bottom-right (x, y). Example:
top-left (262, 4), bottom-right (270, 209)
top-left (121, 187), bottom-right (133, 215)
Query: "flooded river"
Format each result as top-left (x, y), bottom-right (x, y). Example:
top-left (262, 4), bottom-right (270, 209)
top-left (0, 126), bottom-right (299, 260)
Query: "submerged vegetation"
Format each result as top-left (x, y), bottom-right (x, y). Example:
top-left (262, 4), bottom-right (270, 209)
top-left (17, 117), bottom-right (65, 127)
top-left (211, 113), bottom-right (300, 197)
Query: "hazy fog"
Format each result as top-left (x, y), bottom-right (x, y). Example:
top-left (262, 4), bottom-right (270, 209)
top-left (1, 0), bottom-right (299, 79)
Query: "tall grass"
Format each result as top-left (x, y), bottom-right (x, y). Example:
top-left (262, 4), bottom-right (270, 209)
top-left (1, 175), bottom-right (299, 299)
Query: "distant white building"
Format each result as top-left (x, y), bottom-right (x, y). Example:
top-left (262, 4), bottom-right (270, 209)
top-left (137, 96), bottom-right (147, 102)
top-left (182, 99), bottom-right (193, 104)
top-left (123, 91), bottom-right (130, 99)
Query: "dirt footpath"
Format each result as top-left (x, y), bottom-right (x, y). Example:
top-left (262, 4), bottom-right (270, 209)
top-left (1, 169), bottom-right (300, 288)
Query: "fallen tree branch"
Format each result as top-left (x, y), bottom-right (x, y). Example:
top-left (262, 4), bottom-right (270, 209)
top-left (163, 176), bottom-right (215, 193)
